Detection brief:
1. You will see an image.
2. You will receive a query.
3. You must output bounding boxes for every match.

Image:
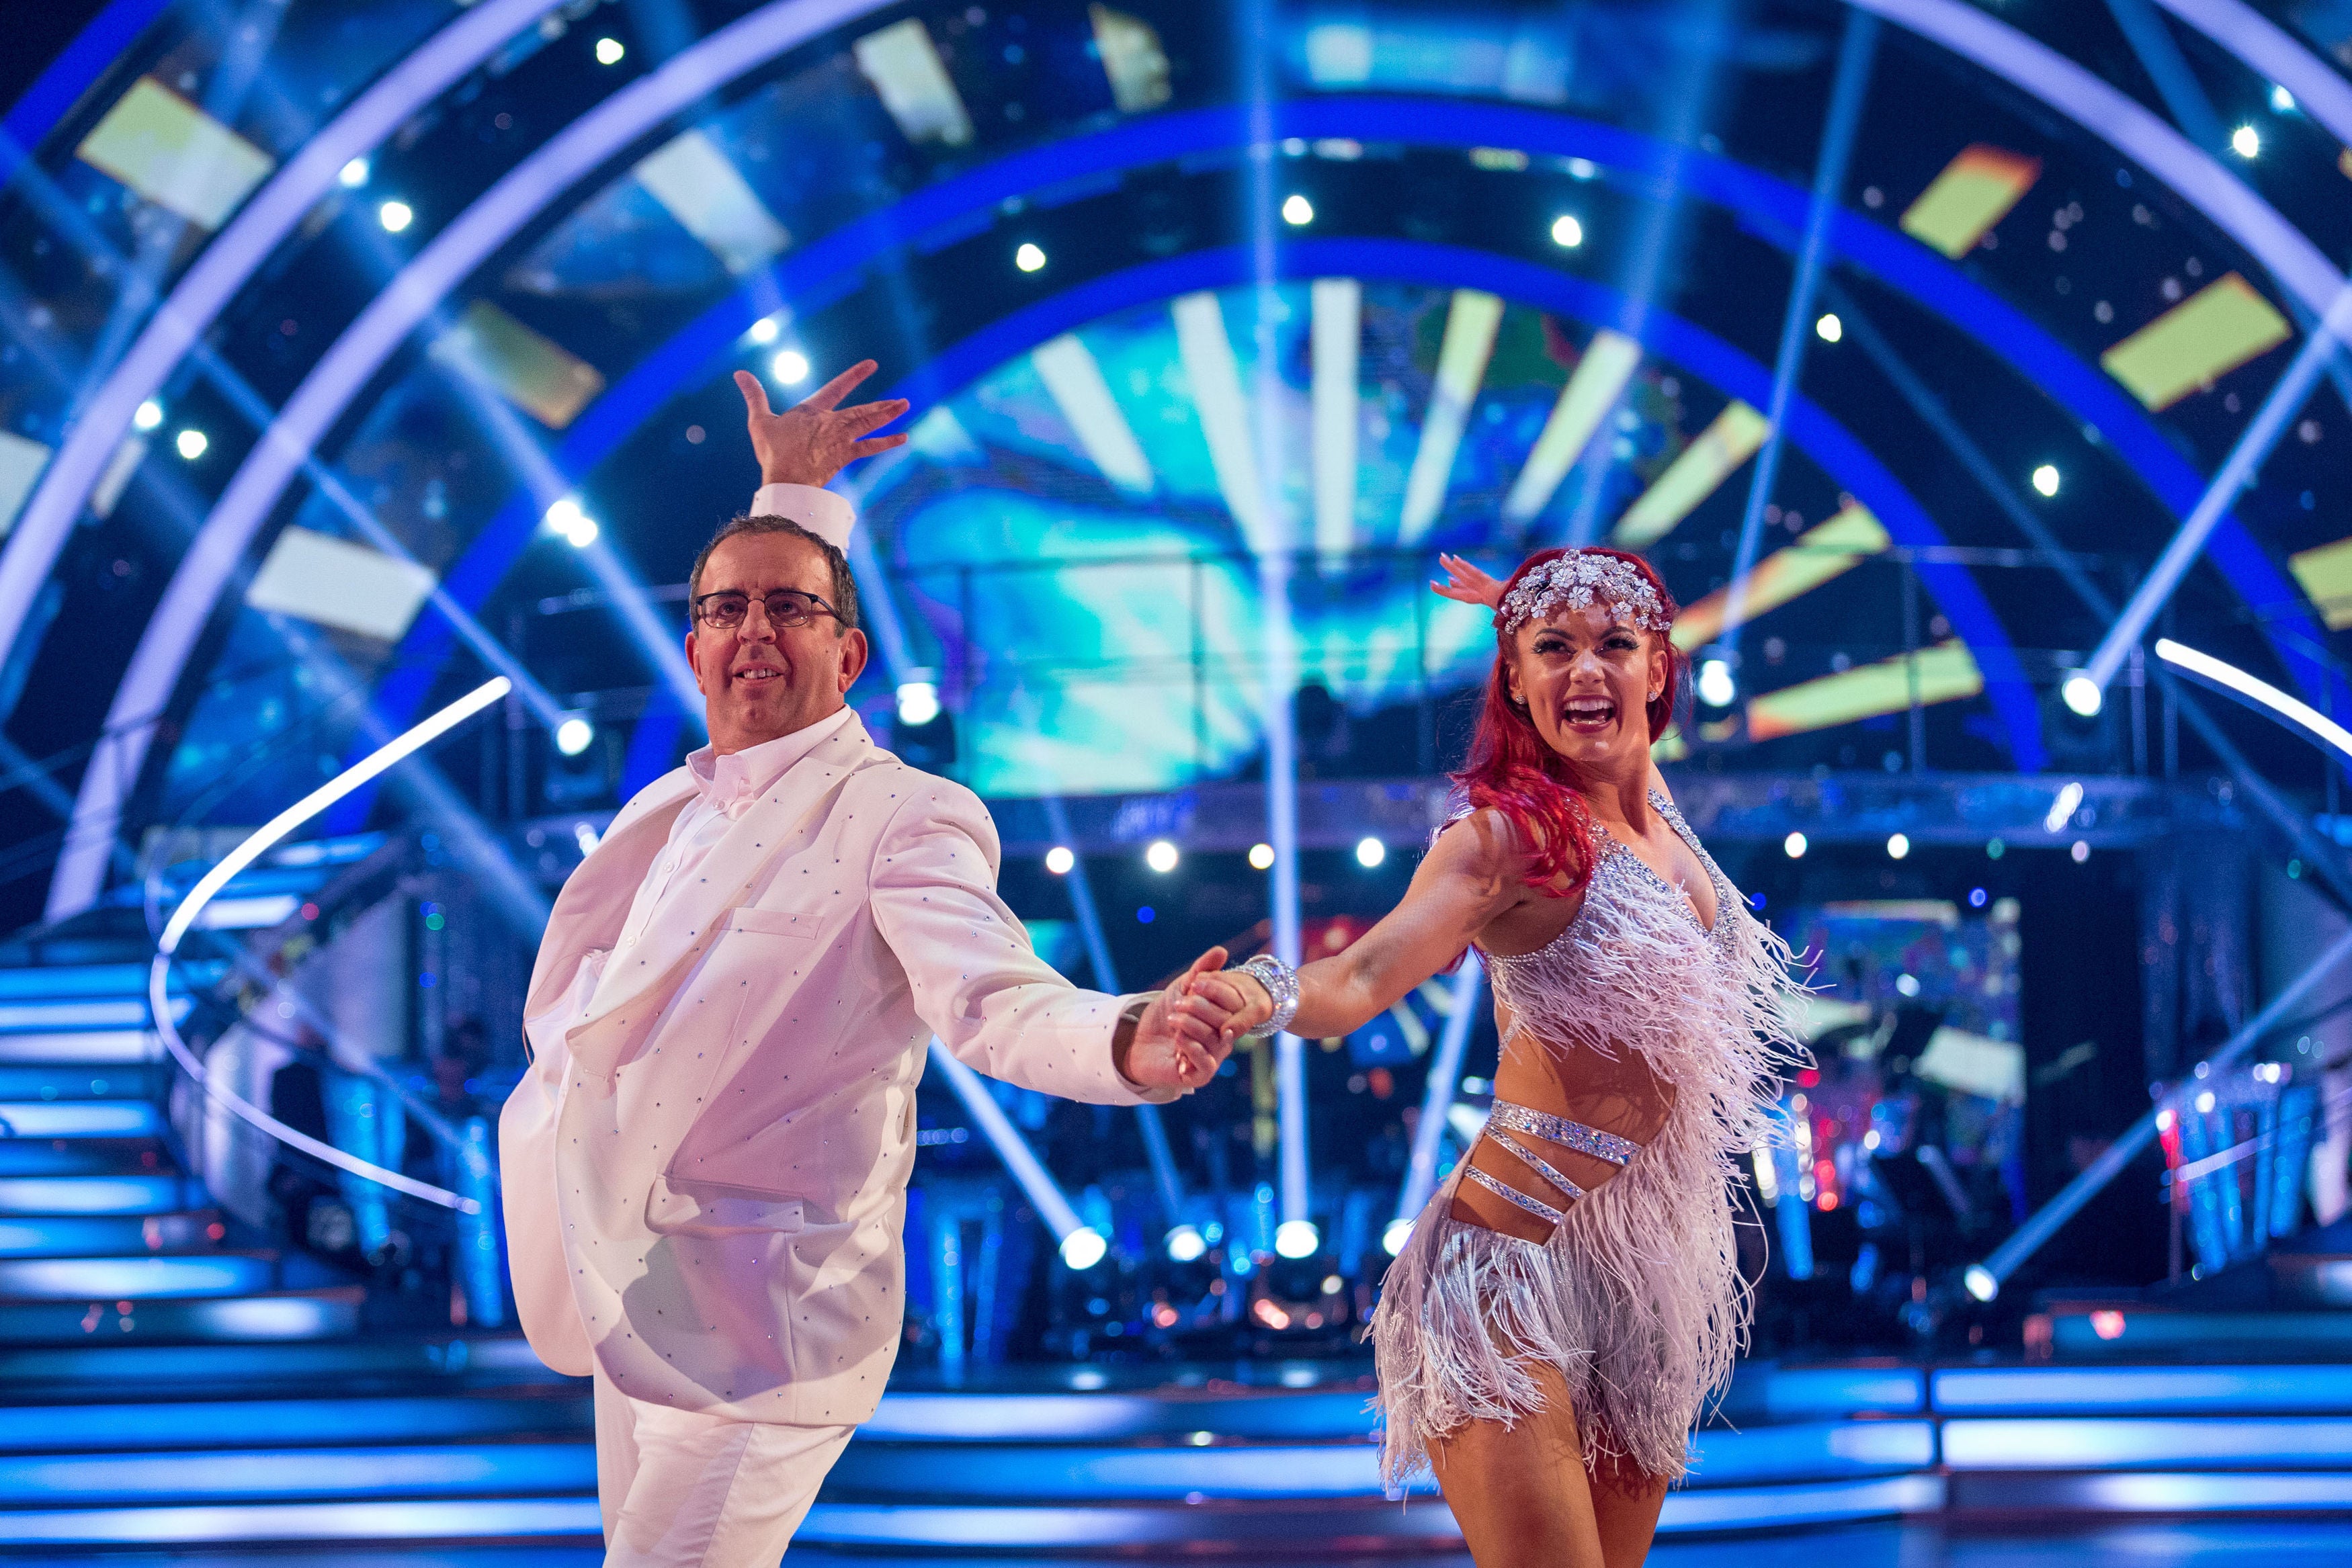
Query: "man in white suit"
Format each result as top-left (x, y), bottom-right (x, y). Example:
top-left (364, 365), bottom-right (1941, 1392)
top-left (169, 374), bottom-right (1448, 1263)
top-left (501, 361), bottom-right (1240, 1565)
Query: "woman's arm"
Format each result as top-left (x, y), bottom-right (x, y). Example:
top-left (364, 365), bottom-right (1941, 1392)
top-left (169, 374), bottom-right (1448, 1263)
top-left (1225, 812), bottom-right (1526, 1041)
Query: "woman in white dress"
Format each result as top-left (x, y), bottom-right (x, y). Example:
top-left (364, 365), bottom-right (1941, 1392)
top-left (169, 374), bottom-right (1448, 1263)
top-left (1214, 547), bottom-right (1805, 1568)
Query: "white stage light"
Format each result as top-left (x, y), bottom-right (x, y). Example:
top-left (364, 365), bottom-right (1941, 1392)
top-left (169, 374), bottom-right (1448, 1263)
top-left (772, 349), bottom-right (810, 385)
top-left (895, 680), bottom-right (940, 727)
top-left (2031, 464), bottom-right (2060, 496)
top-left (2061, 673), bottom-right (2103, 717)
top-left (1963, 1264), bottom-right (1999, 1302)
top-left (2043, 780), bottom-right (2085, 834)
top-left (132, 399), bottom-right (163, 431)
top-left (544, 498), bottom-right (597, 548)
top-left (1164, 1225), bottom-right (1206, 1263)
top-left (595, 36), bottom-right (626, 65)
top-left (2071, 839), bottom-right (2091, 863)
top-left (1044, 845), bottom-right (1075, 875)
top-left (2230, 124), bottom-right (2260, 158)
top-left (1249, 842), bottom-right (1275, 871)
top-left (1783, 831), bottom-right (1808, 859)
top-left (378, 200), bottom-right (413, 232)
top-left (1355, 836), bottom-right (1386, 868)
top-left (1550, 214), bottom-right (1583, 247)
top-left (1886, 832), bottom-right (1910, 860)
top-left (1697, 658), bottom-right (1736, 708)
top-left (1382, 1217), bottom-right (1413, 1256)
top-left (554, 715), bottom-right (595, 756)
top-left (1015, 242), bottom-right (1046, 273)
top-left (337, 157), bottom-right (369, 189)
top-left (747, 317), bottom-right (780, 345)
top-left (1282, 193), bottom-right (1313, 226)
top-left (175, 429), bottom-right (208, 460)
top-left (1145, 839), bottom-right (1179, 874)
top-left (2271, 85), bottom-right (2295, 113)
top-left (1815, 312), bottom-right (1843, 343)
top-left (1059, 1229), bottom-right (1108, 1269)
top-left (1274, 1219), bottom-right (1320, 1259)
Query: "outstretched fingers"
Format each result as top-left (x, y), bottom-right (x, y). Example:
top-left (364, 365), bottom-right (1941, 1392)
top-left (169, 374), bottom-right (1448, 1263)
top-left (847, 433), bottom-right (911, 462)
top-left (798, 357), bottom-right (878, 412)
top-left (734, 368), bottom-right (773, 419)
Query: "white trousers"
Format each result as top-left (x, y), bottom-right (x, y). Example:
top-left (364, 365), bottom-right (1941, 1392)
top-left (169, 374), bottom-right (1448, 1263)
top-left (593, 1368), bottom-right (855, 1566)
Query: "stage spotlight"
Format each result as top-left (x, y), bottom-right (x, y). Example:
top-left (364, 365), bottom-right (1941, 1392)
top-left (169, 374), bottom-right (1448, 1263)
top-left (1164, 1225), bottom-right (1206, 1263)
top-left (595, 36), bottom-right (626, 64)
top-left (378, 200), bottom-right (413, 232)
top-left (2031, 464), bottom-right (2060, 497)
top-left (1696, 657), bottom-right (1736, 708)
top-left (895, 680), bottom-right (941, 727)
top-left (1814, 312), bottom-right (1843, 343)
top-left (747, 317), bottom-right (780, 345)
top-left (1015, 242), bottom-right (1046, 273)
top-left (1962, 1264), bottom-right (1999, 1302)
top-left (174, 429), bottom-right (208, 460)
top-left (338, 157), bottom-right (370, 188)
top-left (1783, 831), bottom-right (1807, 859)
top-left (1045, 845), bottom-right (1075, 875)
top-left (1886, 832), bottom-right (1910, 860)
top-left (1249, 842), bottom-right (1275, 871)
top-left (2071, 839), bottom-right (2091, 863)
top-left (1550, 214), bottom-right (1583, 248)
top-left (554, 715), bottom-right (595, 756)
top-left (2044, 780), bottom-right (2084, 833)
top-left (132, 399), bottom-right (163, 431)
top-left (2231, 124), bottom-right (2260, 158)
top-left (2060, 672), bottom-right (2103, 717)
top-left (2271, 85), bottom-right (2296, 112)
top-left (772, 349), bottom-right (810, 385)
top-left (1382, 1217), bottom-right (1413, 1256)
top-left (1059, 1229), bottom-right (1108, 1270)
top-left (1274, 1219), bottom-right (1320, 1259)
top-left (1968, 886), bottom-right (1988, 908)
top-left (1145, 839), bottom-right (1179, 873)
top-left (544, 498), bottom-right (598, 547)
top-left (1281, 193), bottom-right (1313, 226)
top-left (1355, 836), bottom-right (1386, 869)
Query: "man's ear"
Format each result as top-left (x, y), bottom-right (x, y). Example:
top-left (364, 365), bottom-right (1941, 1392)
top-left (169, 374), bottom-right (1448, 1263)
top-left (837, 627), bottom-right (870, 693)
top-left (685, 627), bottom-right (710, 695)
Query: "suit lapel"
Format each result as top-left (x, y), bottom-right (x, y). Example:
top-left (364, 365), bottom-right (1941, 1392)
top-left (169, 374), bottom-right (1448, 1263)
top-left (565, 717), bottom-right (876, 1074)
top-left (523, 772), bottom-right (696, 1022)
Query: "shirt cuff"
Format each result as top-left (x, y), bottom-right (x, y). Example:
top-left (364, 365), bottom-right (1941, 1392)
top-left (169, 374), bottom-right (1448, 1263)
top-left (749, 483), bottom-right (855, 553)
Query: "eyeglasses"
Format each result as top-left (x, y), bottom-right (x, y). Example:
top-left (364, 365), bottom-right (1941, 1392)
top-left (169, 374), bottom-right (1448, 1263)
top-left (691, 589), bottom-right (841, 631)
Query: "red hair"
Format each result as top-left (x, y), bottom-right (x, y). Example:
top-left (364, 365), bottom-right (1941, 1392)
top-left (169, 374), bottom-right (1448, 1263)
top-left (1450, 547), bottom-right (1685, 896)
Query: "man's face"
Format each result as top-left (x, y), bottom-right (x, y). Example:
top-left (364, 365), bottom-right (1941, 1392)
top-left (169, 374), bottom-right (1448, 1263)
top-left (685, 531), bottom-right (869, 754)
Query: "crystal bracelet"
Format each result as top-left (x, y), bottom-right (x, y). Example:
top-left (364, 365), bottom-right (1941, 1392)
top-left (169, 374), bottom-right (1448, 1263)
top-left (1236, 953), bottom-right (1300, 1038)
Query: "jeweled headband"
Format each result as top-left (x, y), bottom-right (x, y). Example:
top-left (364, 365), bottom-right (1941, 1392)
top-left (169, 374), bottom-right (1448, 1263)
top-left (1493, 551), bottom-right (1671, 635)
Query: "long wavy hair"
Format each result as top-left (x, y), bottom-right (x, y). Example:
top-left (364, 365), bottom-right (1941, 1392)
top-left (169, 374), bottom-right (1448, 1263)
top-left (1450, 547), bottom-right (1685, 897)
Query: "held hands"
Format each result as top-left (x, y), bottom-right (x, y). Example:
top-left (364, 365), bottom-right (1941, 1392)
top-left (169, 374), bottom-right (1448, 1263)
top-left (1431, 552), bottom-right (1505, 610)
top-left (1122, 947), bottom-right (1251, 1093)
top-left (734, 360), bottom-right (910, 489)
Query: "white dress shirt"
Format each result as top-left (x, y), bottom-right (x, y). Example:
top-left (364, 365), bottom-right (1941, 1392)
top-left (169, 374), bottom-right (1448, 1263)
top-left (612, 705), bottom-right (856, 954)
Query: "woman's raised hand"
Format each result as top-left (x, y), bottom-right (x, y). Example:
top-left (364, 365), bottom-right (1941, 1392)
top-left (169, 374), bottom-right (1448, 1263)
top-left (1432, 553), bottom-right (1505, 609)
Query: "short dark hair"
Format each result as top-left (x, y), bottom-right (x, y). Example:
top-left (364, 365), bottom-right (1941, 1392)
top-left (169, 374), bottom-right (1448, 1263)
top-left (688, 514), bottom-right (861, 636)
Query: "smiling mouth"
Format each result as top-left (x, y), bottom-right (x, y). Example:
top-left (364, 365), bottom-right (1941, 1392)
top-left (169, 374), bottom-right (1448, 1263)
top-left (1562, 695), bottom-right (1618, 733)
top-left (732, 664), bottom-right (783, 686)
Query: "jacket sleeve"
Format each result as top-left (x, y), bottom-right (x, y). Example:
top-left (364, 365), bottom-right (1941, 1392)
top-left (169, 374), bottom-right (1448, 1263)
top-left (868, 777), bottom-right (1165, 1105)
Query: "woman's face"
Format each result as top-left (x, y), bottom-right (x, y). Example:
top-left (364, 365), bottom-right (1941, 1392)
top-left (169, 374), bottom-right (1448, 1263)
top-left (1507, 603), bottom-right (1668, 776)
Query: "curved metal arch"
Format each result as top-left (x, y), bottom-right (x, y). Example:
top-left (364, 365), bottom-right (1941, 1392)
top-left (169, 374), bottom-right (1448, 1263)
top-left (0, 0), bottom-right (575, 668)
top-left (347, 233), bottom-right (2056, 814)
top-left (43, 0), bottom-right (2352, 912)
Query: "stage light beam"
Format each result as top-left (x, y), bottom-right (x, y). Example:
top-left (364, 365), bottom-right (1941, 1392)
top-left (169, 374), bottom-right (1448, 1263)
top-left (1398, 290), bottom-right (1504, 544)
top-left (1310, 278), bottom-right (1360, 566)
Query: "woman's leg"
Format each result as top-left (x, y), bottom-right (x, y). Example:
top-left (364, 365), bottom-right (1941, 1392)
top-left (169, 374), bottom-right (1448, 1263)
top-left (1427, 1362), bottom-right (1605, 1568)
top-left (1587, 1450), bottom-right (1669, 1568)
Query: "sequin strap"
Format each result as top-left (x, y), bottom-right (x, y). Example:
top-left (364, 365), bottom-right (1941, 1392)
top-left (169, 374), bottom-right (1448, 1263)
top-left (1489, 1098), bottom-right (1642, 1166)
top-left (1459, 1161), bottom-right (1566, 1225)
top-left (1484, 1129), bottom-right (1589, 1205)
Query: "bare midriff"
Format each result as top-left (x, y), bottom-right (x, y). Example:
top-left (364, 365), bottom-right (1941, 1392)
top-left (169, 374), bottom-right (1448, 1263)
top-left (1447, 992), bottom-right (1677, 1243)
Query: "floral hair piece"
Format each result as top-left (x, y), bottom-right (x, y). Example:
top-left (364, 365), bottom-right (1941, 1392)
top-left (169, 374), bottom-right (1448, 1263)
top-left (1494, 550), bottom-right (1671, 635)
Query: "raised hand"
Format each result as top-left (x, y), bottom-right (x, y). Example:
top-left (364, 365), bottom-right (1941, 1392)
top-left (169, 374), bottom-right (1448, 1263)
top-left (1431, 552), bottom-right (1505, 609)
top-left (1122, 946), bottom-right (1241, 1093)
top-left (734, 360), bottom-right (911, 489)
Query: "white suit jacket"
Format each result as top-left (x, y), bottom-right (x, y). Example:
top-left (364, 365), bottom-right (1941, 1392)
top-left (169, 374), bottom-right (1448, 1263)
top-left (499, 714), bottom-right (1152, 1424)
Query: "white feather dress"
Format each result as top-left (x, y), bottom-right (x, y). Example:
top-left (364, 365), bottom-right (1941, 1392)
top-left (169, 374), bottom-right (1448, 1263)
top-left (1371, 791), bottom-right (1806, 1489)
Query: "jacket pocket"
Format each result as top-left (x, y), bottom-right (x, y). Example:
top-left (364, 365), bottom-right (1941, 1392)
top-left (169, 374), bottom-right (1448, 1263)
top-left (718, 907), bottom-right (816, 939)
top-left (645, 1174), bottom-right (806, 1236)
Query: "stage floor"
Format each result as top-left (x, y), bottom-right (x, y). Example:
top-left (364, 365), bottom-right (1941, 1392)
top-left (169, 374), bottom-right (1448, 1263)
top-left (7, 1521), bottom-right (2352, 1566)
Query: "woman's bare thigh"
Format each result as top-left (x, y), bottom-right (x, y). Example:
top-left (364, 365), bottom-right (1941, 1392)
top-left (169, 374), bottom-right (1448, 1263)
top-left (1427, 1362), bottom-right (1669, 1568)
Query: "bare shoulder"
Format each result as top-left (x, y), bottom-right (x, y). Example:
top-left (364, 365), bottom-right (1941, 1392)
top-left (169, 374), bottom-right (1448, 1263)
top-left (1426, 808), bottom-right (1533, 896)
